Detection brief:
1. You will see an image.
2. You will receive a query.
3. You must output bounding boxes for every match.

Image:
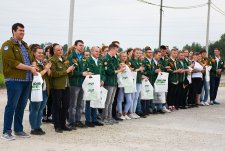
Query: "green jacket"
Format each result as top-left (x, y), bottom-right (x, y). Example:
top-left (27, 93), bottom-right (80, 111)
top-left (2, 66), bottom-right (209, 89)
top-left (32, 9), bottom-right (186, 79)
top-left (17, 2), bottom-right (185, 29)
top-left (86, 56), bottom-right (105, 81)
top-left (142, 57), bottom-right (152, 79)
top-left (176, 60), bottom-right (189, 83)
top-left (209, 56), bottom-right (224, 77)
top-left (68, 50), bottom-right (87, 86)
top-left (129, 59), bottom-right (142, 83)
top-left (183, 57), bottom-right (191, 66)
top-left (49, 55), bottom-right (70, 90)
top-left (166, 58), bottom-right (179, 84)
top-left (149, 59), bottom-right (164, 85)
top-left (103, 53), bottom-right (119, 86)
top-left (160, 55), bottom-right (169, 67)
top-left (1, 38), bottom-right (34, 79)
top-left (36, 60), bottom-right (51, 96)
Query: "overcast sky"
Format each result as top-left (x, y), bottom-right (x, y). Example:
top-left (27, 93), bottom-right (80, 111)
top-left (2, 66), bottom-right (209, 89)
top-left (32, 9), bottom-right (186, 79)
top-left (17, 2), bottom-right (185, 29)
top-left (0, 0), bottom-right (225, 49)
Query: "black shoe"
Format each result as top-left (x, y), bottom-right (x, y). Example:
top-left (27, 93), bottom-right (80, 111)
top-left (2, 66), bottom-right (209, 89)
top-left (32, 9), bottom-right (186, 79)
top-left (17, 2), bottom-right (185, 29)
top-left (55, 128), bottom-right (63, 133)
top-left (30, 129), bottom-right (43, 135)
top-left (158, 110), bottom-right (165, 114)
top-left (138, 113), bottom-right (147, 118)
top-left (68, 122), bottom-right (77, 130)
top-left (93, 121), bottom-right (104, 126)
top-left (76, 121), bottom-right (88, 128)
top-left (62, 125), bottom-right (72, 131)
top-left (113, 117), bottom-right (123, 121)
top-left (37, 128), bottom-right (46, 135)
top-left (42, 117), bottom-right (48, 123)
top-left (86, 122), bottom-right (95, 128)
top-left (180, 106), bottom-right (188, 109)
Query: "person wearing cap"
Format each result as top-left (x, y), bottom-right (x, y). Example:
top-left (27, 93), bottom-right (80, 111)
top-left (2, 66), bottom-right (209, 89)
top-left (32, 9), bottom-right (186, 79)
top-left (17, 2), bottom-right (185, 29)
top-left (1, 23), bottom-right (37, 141)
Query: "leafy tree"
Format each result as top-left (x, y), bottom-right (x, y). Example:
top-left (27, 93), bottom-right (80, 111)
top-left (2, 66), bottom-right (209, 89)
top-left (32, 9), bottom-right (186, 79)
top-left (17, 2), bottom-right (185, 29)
top-left (183, 42), bottom-right (204, 52)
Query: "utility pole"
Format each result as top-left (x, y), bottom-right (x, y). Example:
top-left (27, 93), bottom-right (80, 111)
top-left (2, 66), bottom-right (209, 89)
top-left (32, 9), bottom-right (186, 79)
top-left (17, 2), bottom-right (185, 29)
top-left (68, 0), bottom-right (75, 47)
top-left (206, 0), bottom-right (211, 57)
top-left (159, 0), bottom-right (163, 48)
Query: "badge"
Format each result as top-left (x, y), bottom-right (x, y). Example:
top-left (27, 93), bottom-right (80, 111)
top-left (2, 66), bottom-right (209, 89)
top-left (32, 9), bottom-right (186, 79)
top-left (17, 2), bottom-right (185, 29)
top-left (4, 46), bottom-right (8, 51)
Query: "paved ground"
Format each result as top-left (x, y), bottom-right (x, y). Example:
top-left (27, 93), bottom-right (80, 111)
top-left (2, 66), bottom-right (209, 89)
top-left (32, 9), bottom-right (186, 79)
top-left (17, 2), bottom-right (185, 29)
top-left (0, 87), bottom-right (225, 151)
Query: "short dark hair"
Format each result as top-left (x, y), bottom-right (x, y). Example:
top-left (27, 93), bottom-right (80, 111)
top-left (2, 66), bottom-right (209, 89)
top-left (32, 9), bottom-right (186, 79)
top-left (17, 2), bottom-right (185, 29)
top-left (12, 23), bottom-right (24, 35)
top-left (126, 48), bottom-right (133, 54)
top-left (108, 43), bottom-right (119, 50)
top-left (112, 41), bottom-right (120, 45)
top-left (160, 45), bottom-right (166, 50)
top-left (154, 50), bottom-right (161, 56)
top-left (49, 43), bottom-right (60, 56)
top-left (214, 48), bottom-right (220, 51)
top-left (200, 49), bottom-right (206, 54)
top-left (32, 46), bottom-right (42, 53)
top-left (29, 44), bottom-right (40, 52)
top-left (74, 40), bottom-right (84, 46)
top-left (144, 46), bottom-right (152, 52)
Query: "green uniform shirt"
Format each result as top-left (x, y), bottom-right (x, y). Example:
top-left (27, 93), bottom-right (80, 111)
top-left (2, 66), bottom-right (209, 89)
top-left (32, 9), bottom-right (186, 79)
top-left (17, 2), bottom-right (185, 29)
top-left (86, 56), bottom-right (105, 81)
top-left (176, 59), bottom-right (188, 83)
top-left (149, 59), bottom-right (164, 85)
top-left (129, 59), bottom-right (142, 83)
top-left (209, 56), bottom-right (224, 77)
top-left (49, 55), bottom-right (70, 90)
top-left (166, 58), bottom-right (179, 84)
top-left (68, 50), bottom-right (87, 86)
top-left (103, 53), bottom-right (119, 86)
top-left (160, 55), bottom-right (169, 67)
top-left (1, 38), bottom-right (34, 79)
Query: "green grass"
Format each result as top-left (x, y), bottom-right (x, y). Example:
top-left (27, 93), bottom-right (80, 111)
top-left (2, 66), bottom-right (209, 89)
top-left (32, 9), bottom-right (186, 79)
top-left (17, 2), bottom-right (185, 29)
top-left (0, 73), bottom-right (5, 88)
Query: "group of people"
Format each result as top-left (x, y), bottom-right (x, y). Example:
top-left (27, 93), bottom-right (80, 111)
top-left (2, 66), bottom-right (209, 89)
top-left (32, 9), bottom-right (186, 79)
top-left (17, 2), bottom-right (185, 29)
top-left (1, 23), bottom-right (224, 141)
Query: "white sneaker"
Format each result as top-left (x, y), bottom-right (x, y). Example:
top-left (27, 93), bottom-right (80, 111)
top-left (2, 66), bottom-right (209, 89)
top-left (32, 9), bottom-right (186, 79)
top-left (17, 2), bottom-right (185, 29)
top-left (162, 108), bottom-right (171, 113)
top-left (133, 113), bottom-right (140, 119)
top-left (128, 114), bottom-right (136, 119)
top-left (118, 115), bottom-right (126, 120)
top-left (200, 102), bottom-right (205, 106)
top-left (204, 102), bottom-right (210, 106)
top-left (124, 115), bottom-right (131, 120)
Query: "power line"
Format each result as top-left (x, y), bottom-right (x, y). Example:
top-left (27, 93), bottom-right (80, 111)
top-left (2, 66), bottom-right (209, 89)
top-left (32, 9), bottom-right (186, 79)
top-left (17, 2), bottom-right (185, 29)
top-left (211, 2), bottom-right (225, 16)
top-left (137, 0), bottom-right (207, 9)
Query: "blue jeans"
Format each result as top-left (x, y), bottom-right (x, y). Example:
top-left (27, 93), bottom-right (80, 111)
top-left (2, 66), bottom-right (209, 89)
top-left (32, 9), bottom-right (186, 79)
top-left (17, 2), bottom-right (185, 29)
top-left (130, 84), bottom-right (142, 113)
top-left (136, 97), bottom-right (142, 113)
top-left (200, 79), bottom-right (209, 102)
top-left (3, 81), bottom-right (31, 134)
top-left (117, 88), bottom-right (133, 113)
top-left (29, 91), bottom-right (48, 130)
top-left (85, 101), bottom-right (97, 123)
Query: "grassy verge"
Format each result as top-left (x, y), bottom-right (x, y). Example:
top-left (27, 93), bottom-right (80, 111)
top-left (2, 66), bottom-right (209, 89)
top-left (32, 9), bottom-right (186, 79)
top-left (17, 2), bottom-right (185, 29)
top-left (0, 73), bottom-right (5, 88)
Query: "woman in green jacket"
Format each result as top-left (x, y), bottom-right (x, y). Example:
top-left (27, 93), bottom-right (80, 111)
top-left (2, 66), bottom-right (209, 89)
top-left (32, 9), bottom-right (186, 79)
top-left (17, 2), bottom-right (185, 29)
top-left (29, 46), bottom-right (51, 135)
top-left (49, 43), bottom-right (75, 133)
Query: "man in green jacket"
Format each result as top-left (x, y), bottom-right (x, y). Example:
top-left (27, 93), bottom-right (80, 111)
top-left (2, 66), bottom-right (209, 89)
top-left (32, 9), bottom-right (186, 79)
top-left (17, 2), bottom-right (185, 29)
top-left (67, 40), bottom-right (92, 129)
top-left (102, 43), bottom-right (125, 124)
top-left (209, 48), bottom-right (224, 104)
top-left (1, 23), bottom-right (37, 141)
top-left (85, 46), bottom-right (105, 127)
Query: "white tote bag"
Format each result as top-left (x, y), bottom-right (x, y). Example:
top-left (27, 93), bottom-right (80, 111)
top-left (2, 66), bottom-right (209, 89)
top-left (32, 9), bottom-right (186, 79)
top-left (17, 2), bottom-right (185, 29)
top-left (141, 79), bottom-right (154, 100)
top-left (124, 71), bottom-right (137, 93)
top-left (117, 65), bottom-right (133, 88)
top-left (31, 73), bottom-right (43, 102)
top-left (90, 87), bottom-right (108, 108)
top-left (82, 75), bottom-right (101, 101)
top-left (154, 72), bottom-right (169, 93)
